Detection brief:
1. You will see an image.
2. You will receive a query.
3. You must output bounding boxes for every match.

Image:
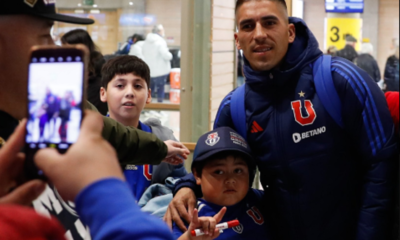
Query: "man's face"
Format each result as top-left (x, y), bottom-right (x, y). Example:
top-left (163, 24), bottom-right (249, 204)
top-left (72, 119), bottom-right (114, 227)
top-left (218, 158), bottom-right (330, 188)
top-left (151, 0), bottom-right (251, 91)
top-left (194, 154), bottom-right (250, 206)
top-left (100, 73), bottom-right (151, 127)
top-left (0, 15), bottom-right (54, 119)
top-left (235, 0), bottom-right (295, 72)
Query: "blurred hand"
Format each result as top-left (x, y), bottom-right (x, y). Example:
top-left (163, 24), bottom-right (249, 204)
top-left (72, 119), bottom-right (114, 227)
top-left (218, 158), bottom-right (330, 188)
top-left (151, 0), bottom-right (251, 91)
top-left (0, 119), bottom-right (46, 205)
top-left (163, 140), bottom-right (190, 165)
top-left (164, 187), bottom-right (196, 231)
top-left (179, 207), bottom-right (227, 240)
top-left (35, 111), bottom-right (125, 202)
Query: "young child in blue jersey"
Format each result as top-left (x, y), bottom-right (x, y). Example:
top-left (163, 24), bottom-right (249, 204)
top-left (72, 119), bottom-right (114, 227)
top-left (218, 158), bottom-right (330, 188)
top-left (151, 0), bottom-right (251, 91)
top-left (174, 127), bottom-right (270, 240)
top-left (100, 56), bottom-right (186, 200)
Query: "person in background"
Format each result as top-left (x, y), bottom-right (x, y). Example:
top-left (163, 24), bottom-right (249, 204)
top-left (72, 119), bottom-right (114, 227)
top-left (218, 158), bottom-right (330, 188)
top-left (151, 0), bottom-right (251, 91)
top-left (142, 24), bottom-right (173, 103)
top-left (61, 29), bottom-right (108, 115)
top-left (326, 45), bottom-right (338, 57)
top-left (354, 42), bottom-right (381, 83)
top-left (336, 35), bottom-right (358, 62)
top-left (129, 33), bottom-right (145, 60)
top-left (384, 39), bottom-right (399, 92)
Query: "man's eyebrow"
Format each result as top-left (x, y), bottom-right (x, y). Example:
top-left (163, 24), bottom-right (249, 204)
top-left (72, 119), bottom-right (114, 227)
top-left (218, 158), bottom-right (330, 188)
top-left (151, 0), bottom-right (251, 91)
top-left (260, 15), bottom-right (279, 22)
top-left (239, 19), bottom-right (254, 27)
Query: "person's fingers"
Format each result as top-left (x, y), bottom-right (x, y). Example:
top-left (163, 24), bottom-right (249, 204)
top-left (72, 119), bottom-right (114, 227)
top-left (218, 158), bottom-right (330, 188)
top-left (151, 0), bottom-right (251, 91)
top-left (0, 180), bottom-right (45, 206)
top-left (171, 203), bottom-right (188, 232)
top-left (200, 218), bottom-right (211, 235)
top-left (208, 218), bottom-right (217, 237)
top-left (34, 148), bottom-right (63, 179)
top-left (176, 199), bottom-right (192, 224)
top-left (163, 207), bottom-right (173, 229)
top-left (0, 120), bottom-right (27, 166)
top-left (79, 111), bottom-right (103, 139)
top-left (188, 197), bottom-right (196, 221)
top-left (213, 207), bottom-right (227, 223)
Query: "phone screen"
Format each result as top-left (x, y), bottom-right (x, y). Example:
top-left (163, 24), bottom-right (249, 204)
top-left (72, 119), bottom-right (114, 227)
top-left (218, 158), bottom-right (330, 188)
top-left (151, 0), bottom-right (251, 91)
top-left (25, 48), bottom-right (85, 178)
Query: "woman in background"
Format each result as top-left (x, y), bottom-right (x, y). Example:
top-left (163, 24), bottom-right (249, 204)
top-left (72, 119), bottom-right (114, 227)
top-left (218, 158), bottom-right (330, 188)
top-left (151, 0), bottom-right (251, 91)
top-left (61, 29), bottom-right (108, 115)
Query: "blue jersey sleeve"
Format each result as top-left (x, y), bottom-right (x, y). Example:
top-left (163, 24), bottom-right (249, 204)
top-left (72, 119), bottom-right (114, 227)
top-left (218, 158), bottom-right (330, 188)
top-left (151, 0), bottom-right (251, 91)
top-left (331, 58), bottom-right (398, 240)
top-left (75, 178), bottom-right (174, 240)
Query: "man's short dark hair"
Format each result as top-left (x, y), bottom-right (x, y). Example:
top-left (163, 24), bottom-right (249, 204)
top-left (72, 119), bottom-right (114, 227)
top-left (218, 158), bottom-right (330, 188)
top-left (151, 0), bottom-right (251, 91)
top-left (192, 150), bottom-right (250, 178)
top-left (101, 56), bottom-right (150, 89)
top-left (235, 0), bottom-right (287, 13)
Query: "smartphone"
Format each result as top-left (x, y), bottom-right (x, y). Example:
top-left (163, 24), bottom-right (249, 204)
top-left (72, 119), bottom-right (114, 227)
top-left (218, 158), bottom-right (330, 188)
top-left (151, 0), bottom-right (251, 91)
top-left (24, 45), bottom-right (87, 180)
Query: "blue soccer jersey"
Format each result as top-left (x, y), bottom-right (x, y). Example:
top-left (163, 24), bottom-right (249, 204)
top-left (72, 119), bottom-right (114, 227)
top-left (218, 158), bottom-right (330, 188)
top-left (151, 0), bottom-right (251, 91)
top-left (123, 121), bottom-right (153, 199)
top-left (173, 189), bottom-right (271, 240)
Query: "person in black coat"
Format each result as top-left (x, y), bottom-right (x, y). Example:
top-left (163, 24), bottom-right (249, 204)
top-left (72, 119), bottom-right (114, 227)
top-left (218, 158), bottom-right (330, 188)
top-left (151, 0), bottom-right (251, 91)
top-left (354, 43), bottom-right (381, 82)
top-left (384, 44), bottom-right (399, 92)
top-left (336, 35), bottom-right (358, 62)
top-left (61, 29), bottom-right (108, 115)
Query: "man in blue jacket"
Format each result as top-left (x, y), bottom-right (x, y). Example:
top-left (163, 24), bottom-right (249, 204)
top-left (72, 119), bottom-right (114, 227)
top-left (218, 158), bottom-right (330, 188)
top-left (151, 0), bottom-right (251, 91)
top-left (165, 1), bottom-right (398, 240)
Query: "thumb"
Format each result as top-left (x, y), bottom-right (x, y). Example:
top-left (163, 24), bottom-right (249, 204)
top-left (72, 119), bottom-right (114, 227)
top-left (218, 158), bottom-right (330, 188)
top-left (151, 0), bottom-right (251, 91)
top-left (34, 148), bottom-right (63, 179)
top-left (0, 180), bottom-right (46, 206)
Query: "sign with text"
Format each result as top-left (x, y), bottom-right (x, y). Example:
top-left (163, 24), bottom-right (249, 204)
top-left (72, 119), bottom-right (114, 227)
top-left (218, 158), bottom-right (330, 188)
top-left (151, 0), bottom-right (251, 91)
top-left (325, 18), bottom-right (362, 52)
top-left (325, 0), bottom-right (364, 13)
top-left (83, 0), bottom-right (94, 6)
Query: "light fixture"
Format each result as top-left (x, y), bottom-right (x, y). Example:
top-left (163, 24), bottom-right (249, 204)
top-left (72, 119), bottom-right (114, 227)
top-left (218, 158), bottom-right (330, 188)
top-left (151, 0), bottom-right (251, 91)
top-left (75, 9), bottom-right (84, 14)
top-left (90, 9), bottom-right (100, 14)
top-left (93, 4), bottom-right (98, 7)
top-left (77, 3), bottom-right (82, 7)
top-left (129, 2), bottom-right (134, 5)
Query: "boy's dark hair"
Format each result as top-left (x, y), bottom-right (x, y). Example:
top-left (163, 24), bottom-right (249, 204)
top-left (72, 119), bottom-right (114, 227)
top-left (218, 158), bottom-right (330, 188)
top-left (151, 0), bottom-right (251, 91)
top-left (192, 150), bottom-right (251, 178)
top-left (235, 0), bottom-right (287, 13)
top-left (101, 55), bottom-right (150, 89)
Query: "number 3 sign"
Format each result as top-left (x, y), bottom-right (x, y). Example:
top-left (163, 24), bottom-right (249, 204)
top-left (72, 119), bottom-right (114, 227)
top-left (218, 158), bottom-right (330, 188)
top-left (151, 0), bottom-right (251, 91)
top-left (325, 18), bottom-right (363, 52)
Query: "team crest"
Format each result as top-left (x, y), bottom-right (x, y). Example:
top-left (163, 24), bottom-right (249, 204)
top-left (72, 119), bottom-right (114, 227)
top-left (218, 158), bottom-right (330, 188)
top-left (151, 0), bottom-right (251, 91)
top-left (24, 0), bottom-right (38, 7)
top-left (233, 223), bottom-right (244, 234)
top-left (205, 132), bottom-right (220, 146)
top-left (291, 100), bottom-right (317, 126)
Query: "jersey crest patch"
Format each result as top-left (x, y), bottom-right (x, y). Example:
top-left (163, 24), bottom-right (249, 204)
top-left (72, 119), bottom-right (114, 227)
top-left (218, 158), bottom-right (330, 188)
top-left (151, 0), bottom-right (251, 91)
top-left (291, 100), bottom-right (317, 126)
top-left (233, 223), bottom-right (244, 234)
top-left (205, 132), bottom-right (220, 146)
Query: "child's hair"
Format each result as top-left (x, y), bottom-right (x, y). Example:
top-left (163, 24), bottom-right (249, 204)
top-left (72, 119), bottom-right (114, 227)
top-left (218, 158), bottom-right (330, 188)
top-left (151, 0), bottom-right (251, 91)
top-left (101, 56), bottom-right (150, 89)
top-left (192, 150), bottom-right (251, 177)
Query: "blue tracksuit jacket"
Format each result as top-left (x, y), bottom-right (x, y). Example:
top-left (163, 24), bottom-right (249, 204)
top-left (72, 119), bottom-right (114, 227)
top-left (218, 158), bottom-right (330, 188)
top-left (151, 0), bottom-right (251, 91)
top-left (175, 17), bottom-right (398, 240)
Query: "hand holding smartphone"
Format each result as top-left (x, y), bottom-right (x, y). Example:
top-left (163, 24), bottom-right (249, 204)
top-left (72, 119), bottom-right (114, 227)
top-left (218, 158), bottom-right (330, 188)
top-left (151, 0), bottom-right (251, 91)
top-left (24, 45), bottom-right (88, 180)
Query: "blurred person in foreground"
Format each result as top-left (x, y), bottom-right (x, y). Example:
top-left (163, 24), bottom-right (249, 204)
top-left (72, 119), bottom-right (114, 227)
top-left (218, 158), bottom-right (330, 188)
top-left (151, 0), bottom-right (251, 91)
top-left (0, 0), bottom-right (188, 239)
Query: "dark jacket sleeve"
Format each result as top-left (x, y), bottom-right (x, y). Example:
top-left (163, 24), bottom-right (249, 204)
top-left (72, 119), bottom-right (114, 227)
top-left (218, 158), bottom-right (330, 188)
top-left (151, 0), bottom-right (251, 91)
top-left (332, 58), bottom-right (398, 240)
top-left (373, 59), bottom-right (381, 83)
top-left (85, 101), bottom-right (168, 166)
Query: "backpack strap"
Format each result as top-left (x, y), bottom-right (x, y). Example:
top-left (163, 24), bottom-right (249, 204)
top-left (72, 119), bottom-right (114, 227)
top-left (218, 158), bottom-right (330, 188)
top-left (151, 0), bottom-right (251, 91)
top-left (313, 55), bottom-right (344, 128)
top-left (230, 84), bottom-right (247, 140)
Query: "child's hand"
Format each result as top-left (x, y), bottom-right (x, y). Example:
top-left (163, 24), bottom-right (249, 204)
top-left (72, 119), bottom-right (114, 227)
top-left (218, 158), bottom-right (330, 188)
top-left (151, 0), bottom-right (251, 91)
top-left (163, 140), bottom-right (190, 165)
top-left (179, 207), bottom-right (227, 240)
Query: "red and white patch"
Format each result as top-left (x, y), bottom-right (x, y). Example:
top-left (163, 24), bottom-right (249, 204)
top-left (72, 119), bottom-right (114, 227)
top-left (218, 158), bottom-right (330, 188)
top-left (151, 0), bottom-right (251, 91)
top-left (205, 132), bottom-right (220, 146)
top-left (291, 100), bottom-right (317, 126)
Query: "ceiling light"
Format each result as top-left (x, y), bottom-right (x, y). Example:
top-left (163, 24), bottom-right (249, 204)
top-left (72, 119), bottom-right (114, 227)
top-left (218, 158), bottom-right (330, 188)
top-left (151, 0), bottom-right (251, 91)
top-left (77, 3), bottom-right (82, 7)
top-left (93, 4), bottom-right (98, 7)
top-left (129, 2), bottom-right (134, 5)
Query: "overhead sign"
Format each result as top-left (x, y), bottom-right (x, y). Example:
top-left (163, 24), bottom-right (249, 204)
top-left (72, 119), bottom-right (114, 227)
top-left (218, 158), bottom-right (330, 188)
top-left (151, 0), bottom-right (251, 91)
top-left (325, 0), bottom-right (364, 13)
top-left (83, 0), bottom-right (94, 6)
top-left (325, 18), bottom-right (363, 51)
top-left (119, 14), bottom-right (157, 26)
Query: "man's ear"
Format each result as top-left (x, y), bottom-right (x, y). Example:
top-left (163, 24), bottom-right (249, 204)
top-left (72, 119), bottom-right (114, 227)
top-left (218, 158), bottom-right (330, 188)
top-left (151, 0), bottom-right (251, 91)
top-left (146, 88), bottom-right (152, 104)
top-left (193, 170), bottom-right (202, 185)
top-left (288, 23), bottom-right (296, 44)
top-left (235, 32), bottom-right (242, 50)
top-left (100, 87), bottom-right (107, 103)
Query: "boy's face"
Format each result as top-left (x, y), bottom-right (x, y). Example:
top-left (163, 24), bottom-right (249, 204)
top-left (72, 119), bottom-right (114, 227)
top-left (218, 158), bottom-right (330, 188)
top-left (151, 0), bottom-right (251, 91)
top-left (194, 154), bottom-right (250, 206)
top-left (100, 73), bottom-right (151, 126)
